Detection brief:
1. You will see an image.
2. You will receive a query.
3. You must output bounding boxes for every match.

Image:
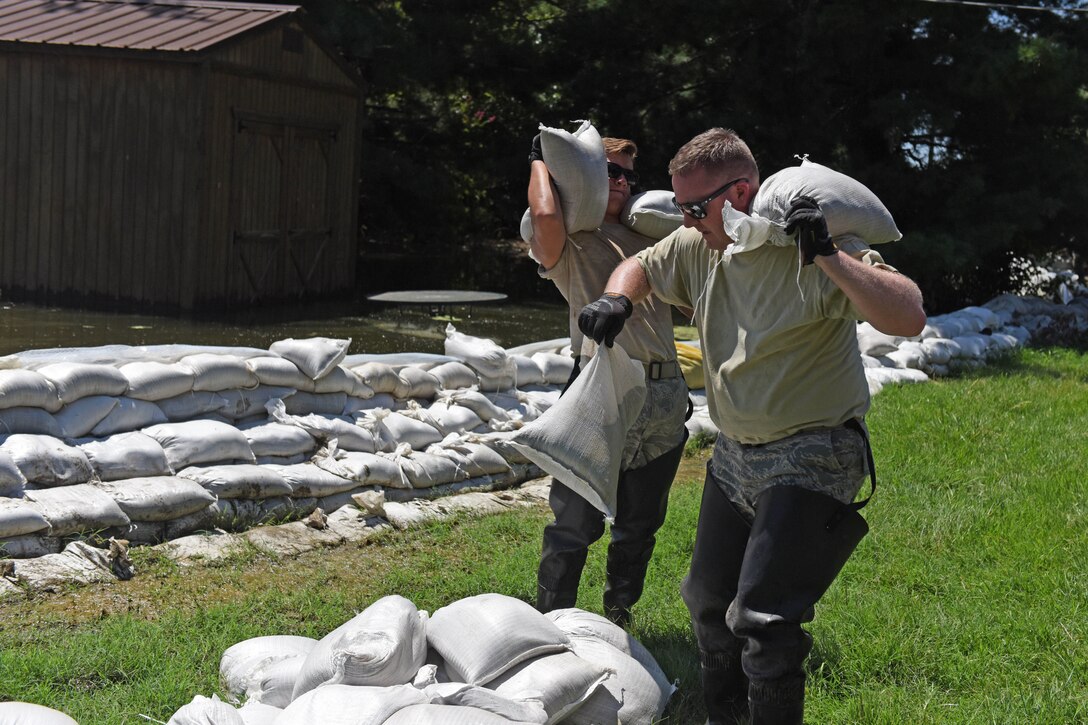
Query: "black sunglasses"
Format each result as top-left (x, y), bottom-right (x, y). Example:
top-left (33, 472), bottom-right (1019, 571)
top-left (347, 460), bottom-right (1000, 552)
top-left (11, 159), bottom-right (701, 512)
top-left (672, 177), bottom-right (749, 219)
top-left (606, 162), bottom-right (639, 186)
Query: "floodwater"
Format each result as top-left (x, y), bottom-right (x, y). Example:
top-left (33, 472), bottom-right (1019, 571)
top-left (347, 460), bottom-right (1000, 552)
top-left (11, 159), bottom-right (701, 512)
top-left (0, 297), bottom-right (572, 359)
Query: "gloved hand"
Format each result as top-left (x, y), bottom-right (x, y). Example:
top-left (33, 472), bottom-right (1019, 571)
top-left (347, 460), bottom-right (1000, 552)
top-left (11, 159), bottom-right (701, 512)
top-left (578, 293), bottom-right (633, 348)
top-left (784, 195), bottom-right (836, 265)
top-left (528, 133), bottom-right (543, 164)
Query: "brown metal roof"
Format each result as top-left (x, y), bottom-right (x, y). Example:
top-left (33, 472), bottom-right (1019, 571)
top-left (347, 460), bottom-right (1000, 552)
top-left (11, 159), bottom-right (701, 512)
top-left (0, 0), bottom-right (300, 52)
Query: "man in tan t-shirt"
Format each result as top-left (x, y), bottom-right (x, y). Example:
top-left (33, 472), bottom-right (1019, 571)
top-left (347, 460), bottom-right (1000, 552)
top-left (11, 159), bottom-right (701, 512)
top-left (526, 134), bottom-right (689, 628)
top-left (578, 128), bottom-right (926, 724)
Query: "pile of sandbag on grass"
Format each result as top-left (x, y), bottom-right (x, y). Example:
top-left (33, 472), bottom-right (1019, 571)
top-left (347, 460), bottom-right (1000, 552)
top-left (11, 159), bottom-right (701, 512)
top-left (166, 593), bottom-right (673, 725)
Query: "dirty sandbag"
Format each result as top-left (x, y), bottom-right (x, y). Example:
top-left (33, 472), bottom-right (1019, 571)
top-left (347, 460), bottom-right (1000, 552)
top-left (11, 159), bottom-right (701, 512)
top-left (510, 343), bottom-right (646, 520)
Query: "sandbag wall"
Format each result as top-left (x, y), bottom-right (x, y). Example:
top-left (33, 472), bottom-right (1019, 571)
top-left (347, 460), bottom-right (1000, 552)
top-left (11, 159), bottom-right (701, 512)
top-left (0, 329), bottom-right (575, 561)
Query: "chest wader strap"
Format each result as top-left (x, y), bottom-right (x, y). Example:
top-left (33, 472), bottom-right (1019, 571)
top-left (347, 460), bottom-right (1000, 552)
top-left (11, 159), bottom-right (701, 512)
top-left (828, 418), bottom-right (877, 531)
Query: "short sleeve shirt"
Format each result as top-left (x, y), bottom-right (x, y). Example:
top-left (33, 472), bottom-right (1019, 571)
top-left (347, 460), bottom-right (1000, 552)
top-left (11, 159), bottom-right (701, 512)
top-left (637, 227), bottom-right (894, 444)
top-left (541, 223), bottom-right (677, 365)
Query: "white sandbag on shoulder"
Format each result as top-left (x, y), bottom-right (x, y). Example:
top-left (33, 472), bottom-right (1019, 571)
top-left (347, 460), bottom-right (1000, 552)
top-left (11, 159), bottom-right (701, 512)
top-left (36, 362), bottom-right (129, 404)
top-left (531, 352), bottom-right (575, 386)
top-left (538, 119), bottom-right (608, 233)
top-left (23, 483), bottom-right (130, 536)
top-left (1, 434), bottom-right (94, 487)
top-left (0, 446), bottom-right (28, 496)
top-left (246, 356), bottom-right (315, 392)
top-left (744, 158), bottom-right (902, 251)
top-left (220, 634), bottom-right (319, 703)
top-left (622, 188), bottom-right (683, 240)
top-left (0, 407), bottom-right (63, 437)
top-left (0, 702), bottom-right (79, 725)
top-left (94, 476), bottom-right (217, 522)
top-left (0, 498), bottom-right (49, 538)
top-left (546, 608), bottom-right (672, 692)
top-left (237, 701), bottom-right (282, 725)
top-left (77, 431), bottom-right (173, 480)
top-left (120, 361), bottom-right (196, 401)
top-left (142, 420), bottom-right (256, 470)
top-left (238, 421), bottom-right (316, 459)
top-left (0, 370), bottom-right (62, 412)
top-left (266, 461), bottom-right (358, 497)
top-left (54, 396), bottom-right (119, 438)
top-left (312, 366), bottom-right (373, 399)
top-left (384, 703), bottom-right (539, 725)
top-left (291, 594), bottom-right (429, 699)
top-left (427, 361), bottom-right (479, 390)
top-left (167, 694), bottom-right (244, 725)
top-left (0, 533), bottom-right (63, 558)
top-left (563, 635), bottom-right (675, 725)
top-left (178, 465), bottom-right (292, 500)
top-left (276, 683), bottom-right (428, 725)
top-left (427, 593), bottom-right (570, 685)
top-left (156, 391), bottom-right (229, 422)
top-left (510, 344), bottom-right (646, 519)
top-left (90, 397), bottom-right (169, 436)
top-left (218, 387), bottom-right (297, 421)
top-left (396, 365), bottom-right (441, 400)
top-left (269, 337), bottom-right (350, 380)
top-left (486, 650), bottom-right (609, 724)
top-left (180, 353), bottom-right (259, 392)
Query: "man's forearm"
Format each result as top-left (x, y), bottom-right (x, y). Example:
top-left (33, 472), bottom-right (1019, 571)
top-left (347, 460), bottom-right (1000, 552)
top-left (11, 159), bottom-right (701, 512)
top-left (605, 257), bottom-right (653, 304)
top-left (816, 252), bottom-right (926, 337)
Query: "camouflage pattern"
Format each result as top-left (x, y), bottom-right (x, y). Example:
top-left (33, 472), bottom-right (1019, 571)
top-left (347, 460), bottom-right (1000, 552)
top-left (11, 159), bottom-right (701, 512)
top-left (622, 376), bottom-right (690, 470)
top-left (708, 423), bottom-right (870, 523)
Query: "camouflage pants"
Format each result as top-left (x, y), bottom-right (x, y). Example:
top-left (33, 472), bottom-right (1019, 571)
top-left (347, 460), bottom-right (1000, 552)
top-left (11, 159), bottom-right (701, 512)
top-left (709, 422), bottom-right (870, 524)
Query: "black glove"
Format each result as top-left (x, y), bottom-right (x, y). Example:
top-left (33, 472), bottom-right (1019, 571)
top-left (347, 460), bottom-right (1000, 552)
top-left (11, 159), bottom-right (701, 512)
top-left (528, 133), bottom-right (543, 164)
top-left (784, 195), bottom-right (836, 265)
top-left (578, 293), bottom-right (633, 348)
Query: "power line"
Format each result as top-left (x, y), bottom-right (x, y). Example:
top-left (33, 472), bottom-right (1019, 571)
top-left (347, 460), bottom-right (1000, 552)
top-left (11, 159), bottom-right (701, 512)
top-left (918, 0), bottom-right (1088, 13)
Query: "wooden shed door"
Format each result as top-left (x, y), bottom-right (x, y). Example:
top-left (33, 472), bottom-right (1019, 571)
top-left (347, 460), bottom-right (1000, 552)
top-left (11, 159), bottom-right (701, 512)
top-left (230, 112), bottom-right (338, 300)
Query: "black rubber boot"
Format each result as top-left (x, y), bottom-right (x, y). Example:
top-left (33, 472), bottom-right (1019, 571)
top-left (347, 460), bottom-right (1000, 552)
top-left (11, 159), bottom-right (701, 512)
top-left (537, 479), bottom-right (606, 613)
top-left (728, 484), bottom-right (870, 725)
top-left (603, 436), bottom-right (686, 627)
top-left (682, 464), bottom-right (753, 725)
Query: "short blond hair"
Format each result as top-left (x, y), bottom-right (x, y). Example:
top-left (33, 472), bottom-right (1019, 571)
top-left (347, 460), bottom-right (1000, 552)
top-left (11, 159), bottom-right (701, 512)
top-left (668, 128), bottom-right (757, 180)
top-left (602, 137), bottom-right (638, 159)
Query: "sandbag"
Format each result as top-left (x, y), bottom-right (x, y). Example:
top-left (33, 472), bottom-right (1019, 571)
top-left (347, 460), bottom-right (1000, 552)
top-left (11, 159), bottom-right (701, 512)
top-left (427, 361), bottom-right (479, 390)
top-left (236, 701), bottom-right (282, 725)
top-left (0, 702), bottom-right (79, 724)
top-left (427, 593), bottom-right (570, 685)
top-left (265, 461), bottom-right (359, 498)
top-left (312, 366), bottom-right (373, 398)
top-left (422, 683), bottom-right (547, 724)
top-left (0, 448), bottom-right (28, 497)
top-left (538, 119), bottom-right (608, 233)
top-left (0, 370), bottom-right (62, 412)
top-left (350, 362), bottom-right (402, 396)
top-left (443, 325), bottom-right (514, 382)
top-left (156, 391), bottom-right (230, 422)
top-left (387, 446), bottom-right (467, 489)
top-left (282, 391), bottom-right (347, 416)
top-left (423, 401), bottom-right (485, 436)
top-left (530, 352), bottom-right (575, 386)
top-left (119, 361), bottom-right (196, 401)
top-left (142, 420), bottom-right (256, 470)
top-left (510, 344), bottom-right (646, 519)
top-left (436, 388), bottom-right (509, 423)
top-left (365, 410), bottom-right (443, 450)
top-left (179, 353), bottom-right (259, 392)
top-left (426, 437), bottom-right (512, 478)
top-left (0, 407), bottom-right (63, 437)
top-left (275, 683), bottom-right (428, 725)
top-left (563, 635), bottom-right (675, 725)
top-left (269, 337), bottom-right (350, 380)
top-left (178, 465), bottom-right (293, 500)
top-left (1, 434), bottom-right (94, 487)
top-left (396, 365), bottom-right (441, 400)
top-left (94, 476), bottom-right (218, 522)
top-left (220, 634), bottom-right (318, 703)
top-left (35, 362), bottom-right (129, 404)
top-left (545, 608), bottom-right (673, 693)
top-left (0, 498), bottom-right (50, 538)
top-left (167, 694), bottom-right (244, 725)
top-left (245, 655), bottom-right (307, 709)
top-left (0, 533), bottom-right (63, 558)
top-left (77, 431), bottom-right (173, 481)
top-left (23, 484), bottom-right (130, 536)
top-left (383, 703), bottom-right (540, 725)
top-left (245, 356), bottom-right (315, 392)
top-left (622, 189), bottom-right (683, 241)
top-left (218, 387), bottom-right (298, 421)
top-left (486, 650), bottom-right (609, 724)
top-left (54, 396), bottom-right (119, 438)
top-left (291, 595), bottom-right (429, 699)
top-left (90, 397), bottom-right (169, 436)
top-left (511, 355), bottom-right (546, 387)
top-left (238, 421), bottom-right (317, 459)
top-left (312, 449), bottom-right (405, 488)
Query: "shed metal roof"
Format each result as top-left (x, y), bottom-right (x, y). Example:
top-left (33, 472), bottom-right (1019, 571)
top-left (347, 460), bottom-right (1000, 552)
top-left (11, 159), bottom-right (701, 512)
top-left (0, 0), bottom-right (299, 52)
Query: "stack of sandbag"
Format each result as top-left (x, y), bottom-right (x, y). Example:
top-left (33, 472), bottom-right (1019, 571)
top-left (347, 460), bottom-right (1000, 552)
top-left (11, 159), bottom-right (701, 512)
top-left (2, 335), bottom-right (568, 564)
top-left (168, 593), bottom-right (674, 725)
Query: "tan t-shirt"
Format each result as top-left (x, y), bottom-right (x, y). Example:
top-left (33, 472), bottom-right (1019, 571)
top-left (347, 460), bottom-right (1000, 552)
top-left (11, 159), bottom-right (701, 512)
top-left (637, 227), bottom-right (893, 444)
top-left (540, 223), bottom-right (677, 365)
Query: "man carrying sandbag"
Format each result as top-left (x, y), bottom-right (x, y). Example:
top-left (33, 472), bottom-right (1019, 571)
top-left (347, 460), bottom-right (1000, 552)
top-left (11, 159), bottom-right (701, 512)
top-left (578, 127), bottom-right (926, 724)
top-left (526, 131), bottom-right (689, 627)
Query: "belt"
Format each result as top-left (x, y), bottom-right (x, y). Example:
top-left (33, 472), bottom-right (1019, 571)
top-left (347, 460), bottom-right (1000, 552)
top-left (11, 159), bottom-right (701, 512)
top-left (643, 360), bottom-right (682, 380)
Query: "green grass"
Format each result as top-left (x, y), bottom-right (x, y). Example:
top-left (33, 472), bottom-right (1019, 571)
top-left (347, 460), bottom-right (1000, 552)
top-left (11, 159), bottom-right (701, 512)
top-left (1, 347), bottom-right (1086, 724)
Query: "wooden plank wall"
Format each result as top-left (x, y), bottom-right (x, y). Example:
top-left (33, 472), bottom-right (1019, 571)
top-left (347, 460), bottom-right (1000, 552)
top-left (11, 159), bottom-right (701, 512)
top-left (0, 50), bottom-right (203, 309)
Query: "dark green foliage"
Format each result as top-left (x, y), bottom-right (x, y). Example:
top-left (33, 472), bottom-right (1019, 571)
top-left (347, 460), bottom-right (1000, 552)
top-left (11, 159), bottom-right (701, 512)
top-left (299, 0), bottom-right (1088, 311)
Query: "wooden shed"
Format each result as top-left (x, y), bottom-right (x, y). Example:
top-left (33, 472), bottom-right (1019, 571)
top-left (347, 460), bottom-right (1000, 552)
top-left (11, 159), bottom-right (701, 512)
top-left (0, 0), bottom-right (362, 310)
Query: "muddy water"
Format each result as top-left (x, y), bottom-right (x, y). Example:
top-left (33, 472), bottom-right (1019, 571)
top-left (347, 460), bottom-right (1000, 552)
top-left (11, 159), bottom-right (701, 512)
top-left (0, 298), bottom-right (571, 358)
